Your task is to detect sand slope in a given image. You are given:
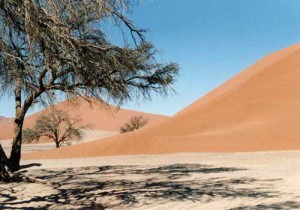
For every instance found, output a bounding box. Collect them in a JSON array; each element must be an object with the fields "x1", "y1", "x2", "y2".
[
  {"x1": 0, "y1": 98, "x2": 168, "y2": 140},
  {"x1": 24, "y1": 43, "x2": 300, "y2": 159},
  {"x1": 0, "y1": 116, "x2": 13, "y2": 140},
  {"x1": 0, "y1": 116, "x2": 12, "y2": 123}
]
